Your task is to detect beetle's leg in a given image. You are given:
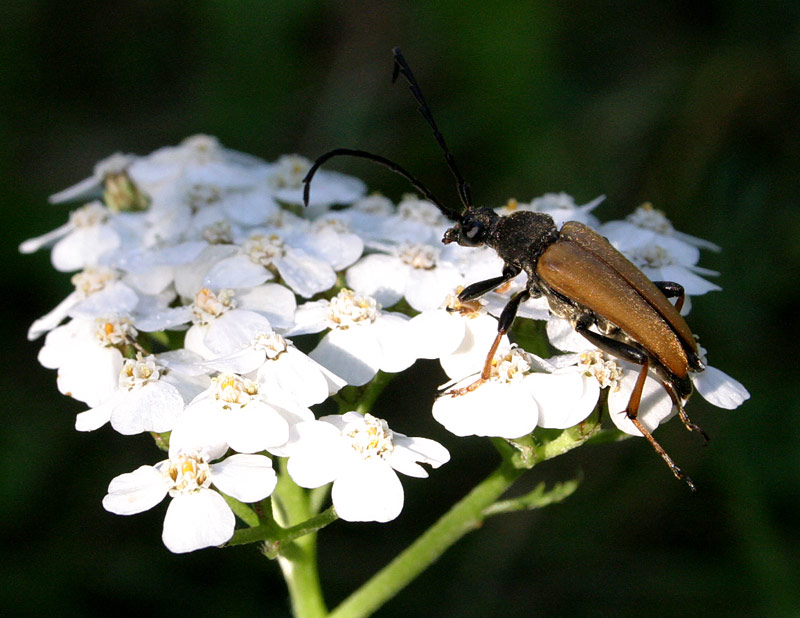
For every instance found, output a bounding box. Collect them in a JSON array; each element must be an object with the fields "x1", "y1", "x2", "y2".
[
  {"x1": 652, "y1": 280, "x2": 686, "y2": 312},
  {"x1": 659, "y1": 380, "x2": 710, "y2": 443},
  {"x1": 625, "y1": 363, "x2": 697, "y2": 493},
  {"x1": 457, "y1": 265, "x2": 521, "y2": 302},
  {"x1": 574, "y1": 321, "x2": 696, "y2": 492},
  {"x1": 447, "y1": 289, "x2": 530, "y2": 396}
]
